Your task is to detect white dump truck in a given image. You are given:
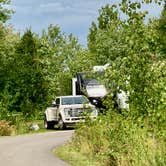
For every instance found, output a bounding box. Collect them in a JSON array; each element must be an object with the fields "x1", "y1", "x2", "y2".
[
  {"x1": 72, "y1": 65, "x2": 108, "y2": 108},
  {"x1": 72, "y1": 64, "x2": 129, "y2": 109},
  {"x1": 44, "y1": 95, "x2": 98, "y2": 129}
]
